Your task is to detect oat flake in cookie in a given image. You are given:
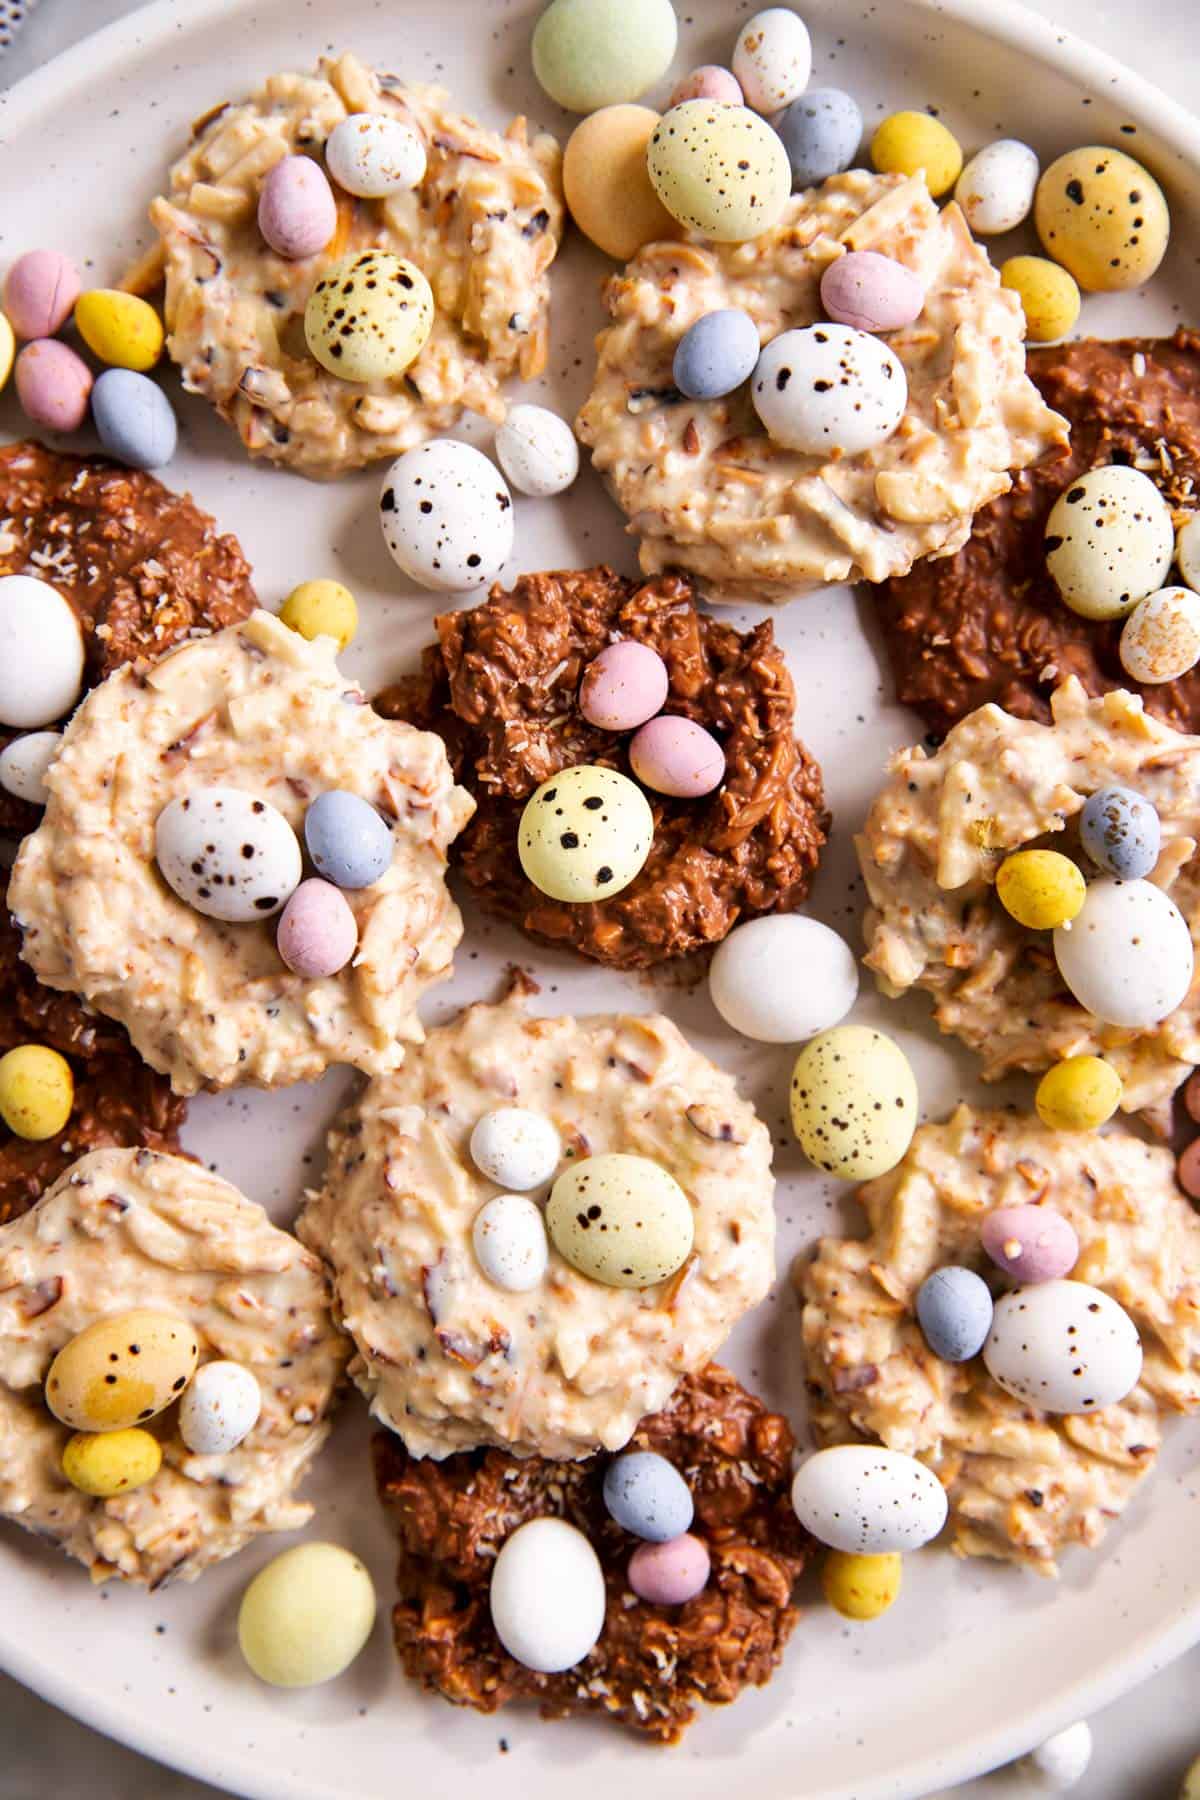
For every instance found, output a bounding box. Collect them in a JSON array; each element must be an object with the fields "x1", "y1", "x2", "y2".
[
  {"x1": 300, "y1": 984, "x2": 776, "y2": 1460},
  {"x1": 0, "y1": 1147, "x2": 346, "y2": 1586},
  {"x1": 147, "y1": 51, "x2": 563, "y2": 476},
  {"x1": 9, "y1": 611, "x2": 473, "y2": 1095}
]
